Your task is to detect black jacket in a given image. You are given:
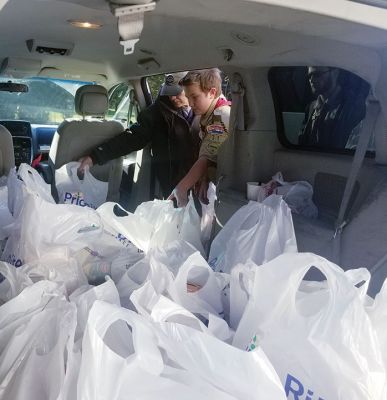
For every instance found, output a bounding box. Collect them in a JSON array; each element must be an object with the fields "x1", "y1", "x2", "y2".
[
  {"x1": 91, "y1": 97, "x2": 200, "y2": 197},
  {"x1": 298, "y1": 86, "x2": 367, "y2": 149}
]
